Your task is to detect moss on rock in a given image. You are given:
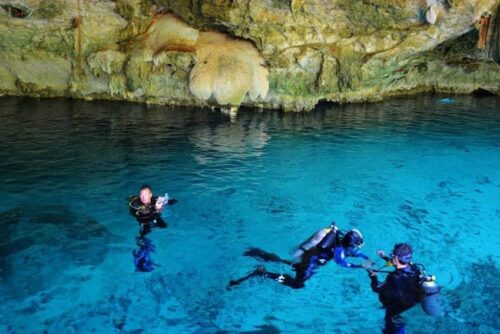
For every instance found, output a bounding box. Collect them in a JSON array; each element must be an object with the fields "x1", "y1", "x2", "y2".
[
  {"x1": 36, "y1": 0, "x2": 66, "y2": 20},
  {"x1": 7, "y1": 57, "x2": 71, "y2": 95},
  {"x1": 0, "y1": 65, "x2": 16, "y2": 91},
  {"x1": 87, "y1": 50, "x2": 127, "y2": 77}
]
